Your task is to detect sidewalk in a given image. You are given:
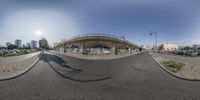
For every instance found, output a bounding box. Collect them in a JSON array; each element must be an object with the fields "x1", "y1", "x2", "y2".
[
  {"x1": 0, "y1": 52, "x2": 42, "y2": 80},
  {"x1": 0, "y1": 52, "x2": 41, "y2": 64}
]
